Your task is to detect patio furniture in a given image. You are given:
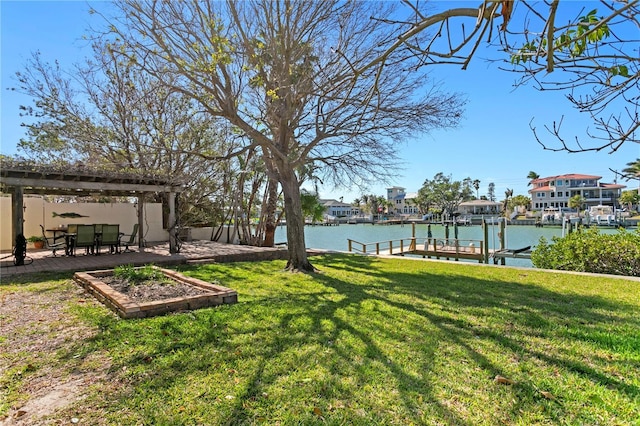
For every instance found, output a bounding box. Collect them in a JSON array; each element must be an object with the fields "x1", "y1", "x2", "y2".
[
  {"x1": 74, "y1": 224, "x2": 96, "y2": 255},
  {"x1": 100, "y1": 224, "x2": 120, "y2": 254},
  {"x1": 39, "y1": 225, "x2": 66, "y2": 257},
  {"x1": 65, "y1": 224, "x2": 78, "y2": 256},
  {"x1": 119, "y1": 224, "x2": 139, "y2": 252}
]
